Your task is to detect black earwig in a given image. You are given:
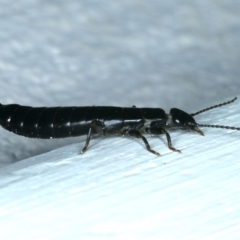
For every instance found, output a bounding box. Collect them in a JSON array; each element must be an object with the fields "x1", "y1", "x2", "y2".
[{"x1": 0, "y1": 97, "x2": 239, "y2": 156}]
